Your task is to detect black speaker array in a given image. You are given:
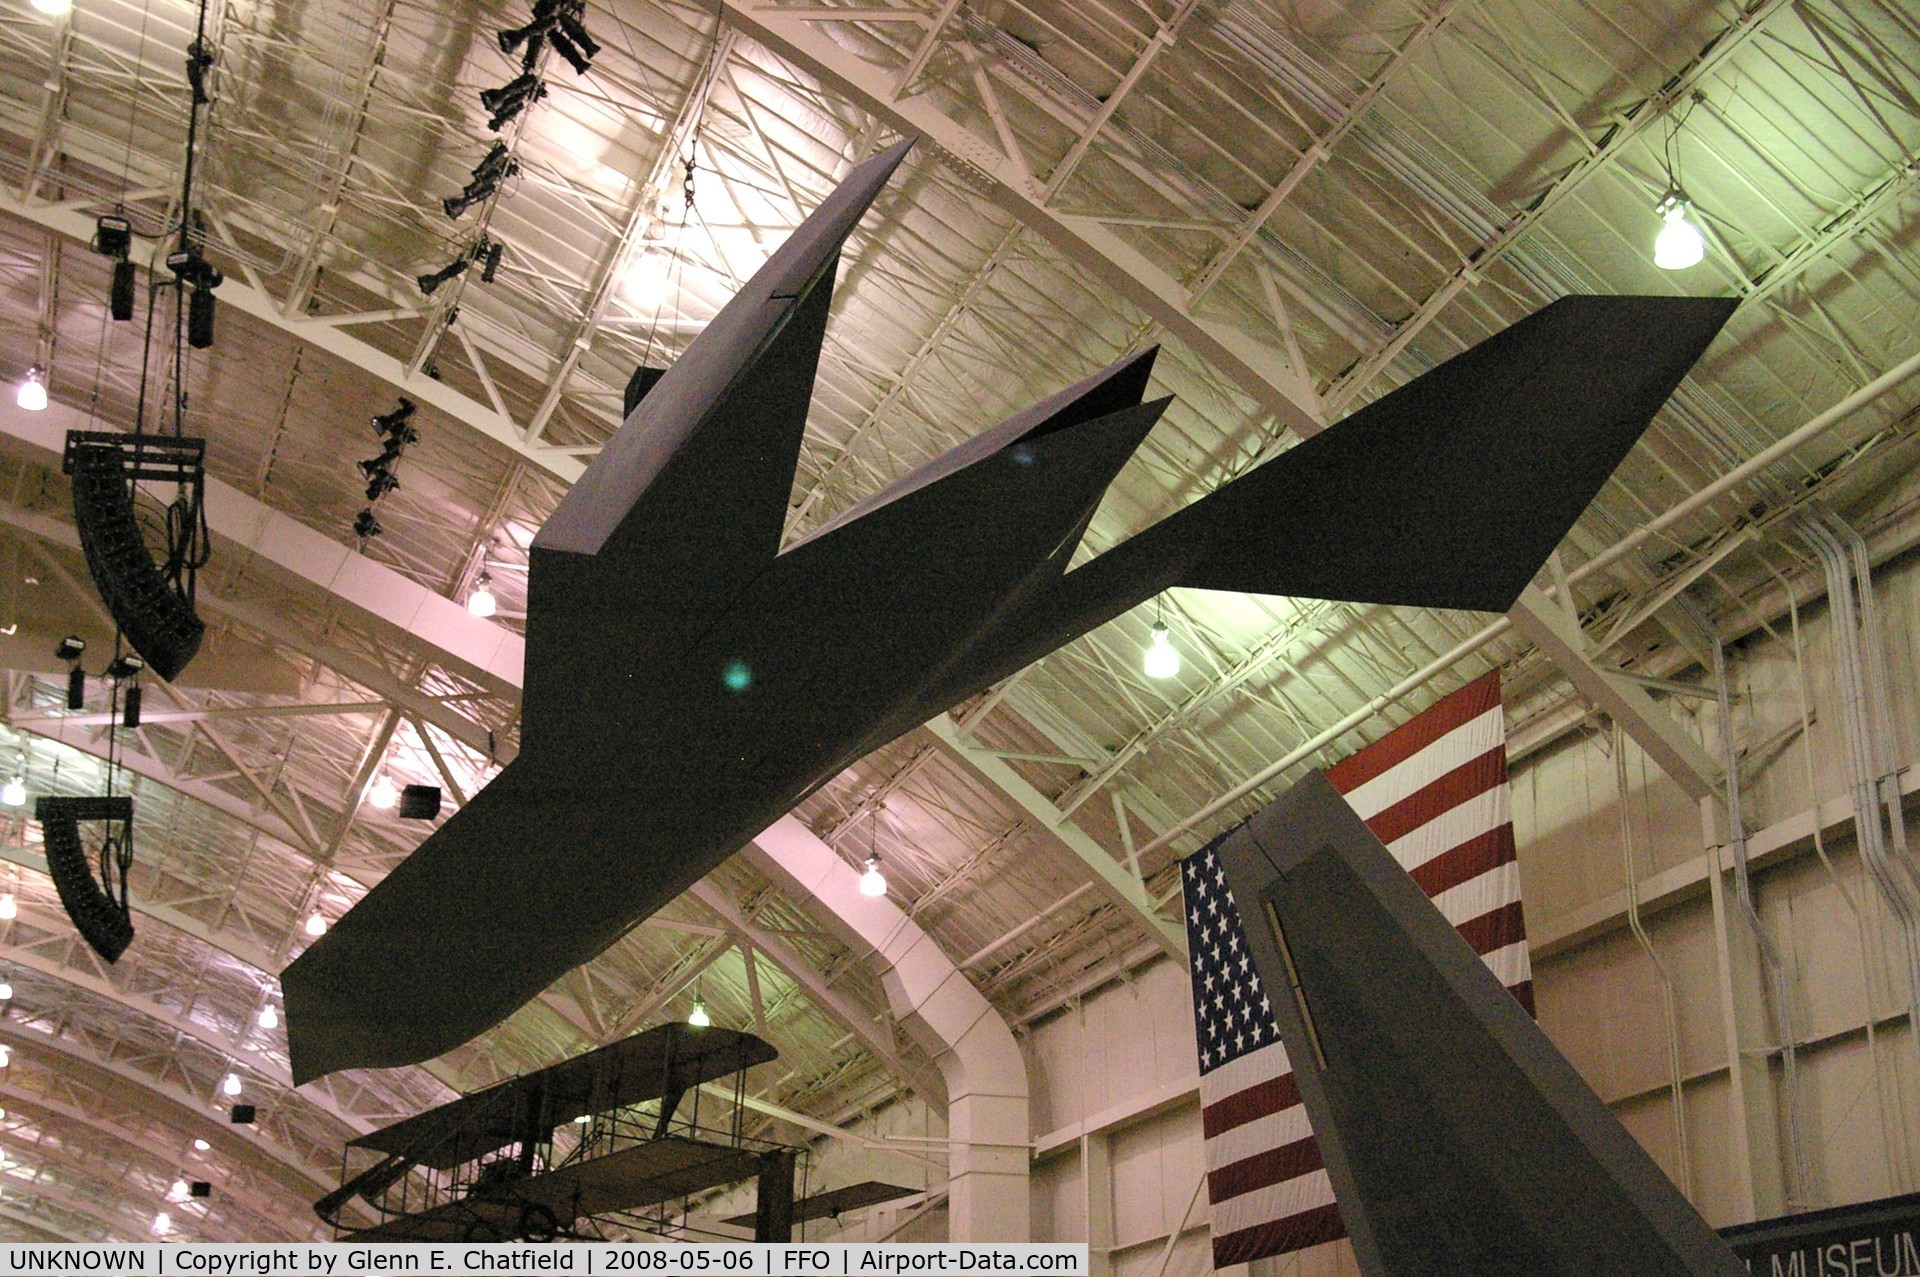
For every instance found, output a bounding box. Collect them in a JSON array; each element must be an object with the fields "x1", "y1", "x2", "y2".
[
  {"x1": 63, "y1": 433, "x2": 206, "y2": 681},
  {"x1": 35, "y1": 795, "x2": 136, "y2": 964}
]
